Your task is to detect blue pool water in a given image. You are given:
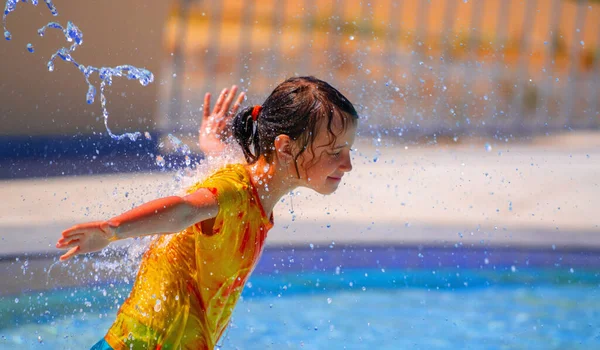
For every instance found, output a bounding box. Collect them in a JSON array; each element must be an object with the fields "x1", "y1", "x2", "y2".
[{"x1": 1, "y1": 267, "x2": 599, "y2": 349}]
